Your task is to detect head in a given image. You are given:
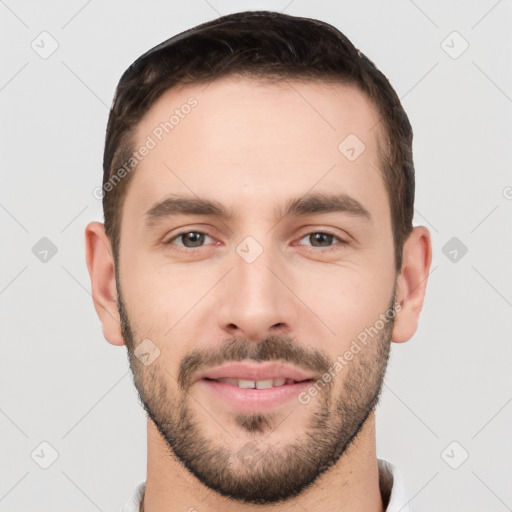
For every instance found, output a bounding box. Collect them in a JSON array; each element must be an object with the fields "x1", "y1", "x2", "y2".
[{"x1": 86, "y1": 10, "x2": 431, "y2": 505}]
